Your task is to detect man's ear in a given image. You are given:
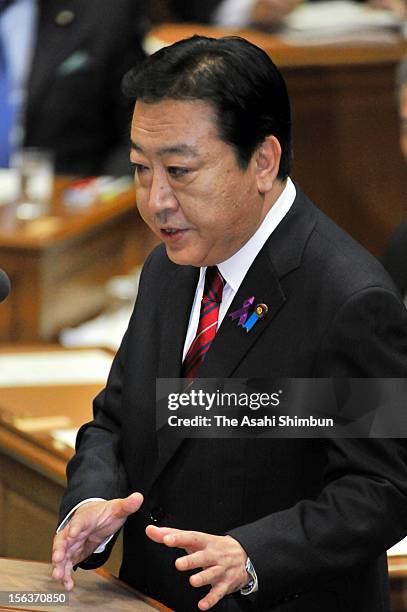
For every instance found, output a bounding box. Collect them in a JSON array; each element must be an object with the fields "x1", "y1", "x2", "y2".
[{"x1": 255, "y1": 136, "x2": 282, "y2": 193}]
